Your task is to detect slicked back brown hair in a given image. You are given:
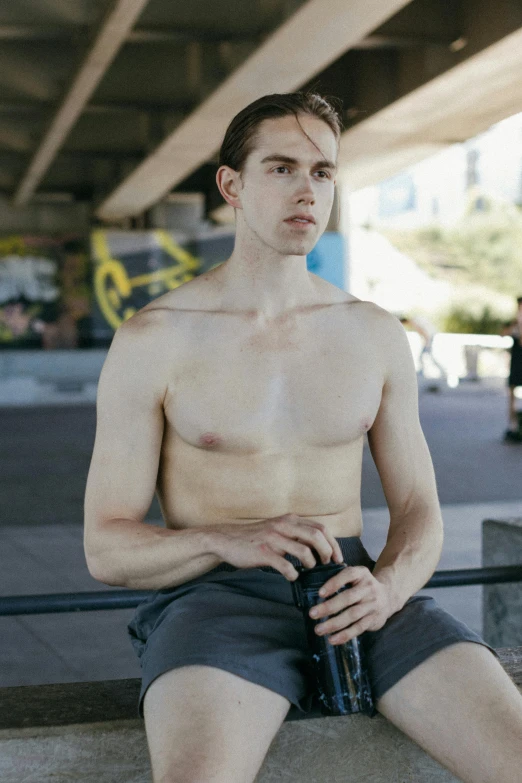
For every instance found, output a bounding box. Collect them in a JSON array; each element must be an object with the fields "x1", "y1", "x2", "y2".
[{"x1": 218, "y1": 91, "x2": 343, "y2": 175}]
